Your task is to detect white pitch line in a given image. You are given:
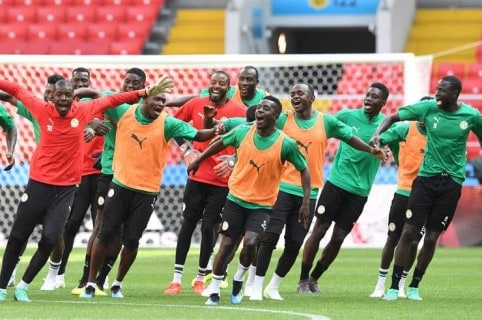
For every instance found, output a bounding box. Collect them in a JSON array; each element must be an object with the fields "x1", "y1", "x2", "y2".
[{"x1": 35, "y1": 299, "x2": 332, "y2": 320}]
